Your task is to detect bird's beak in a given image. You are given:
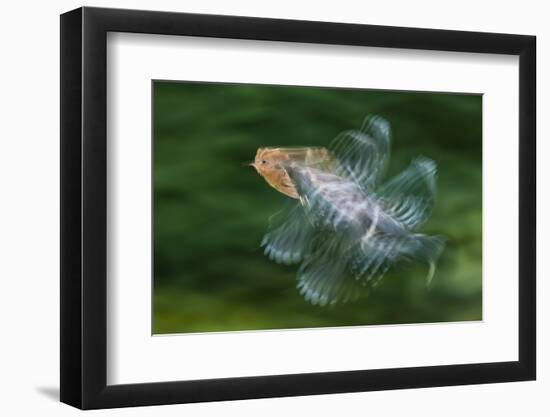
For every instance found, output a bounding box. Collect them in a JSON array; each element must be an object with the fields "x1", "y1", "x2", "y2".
[{"x1": 243, "y1": 161, "x2": 256, "y2": 169}]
